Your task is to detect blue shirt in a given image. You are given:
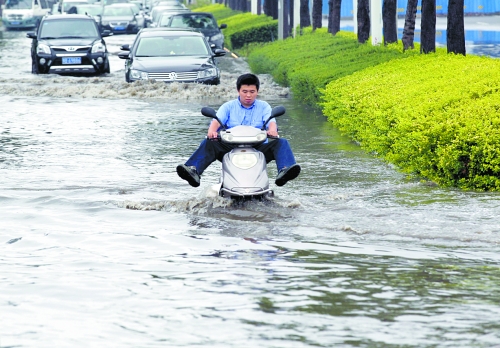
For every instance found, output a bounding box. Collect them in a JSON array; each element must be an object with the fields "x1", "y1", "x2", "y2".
[{"x1": 215, "y1": 97, "x2": 275, "y2": 130}]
